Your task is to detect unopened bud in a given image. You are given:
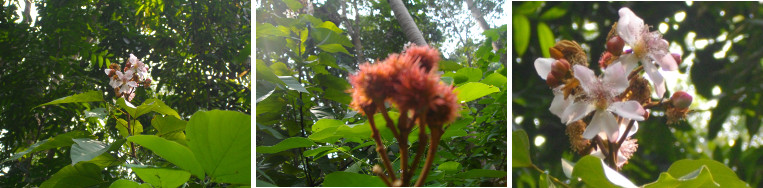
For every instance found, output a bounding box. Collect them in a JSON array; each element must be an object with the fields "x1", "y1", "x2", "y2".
[
  {"x1": 671, "y1": 53, "x2": 682, "y2": 66},
  {"x1": 551, "y1": 59, "x2": 570, "y2": 79},
  {"x1": 372, "y1": 165, "x2": 383, "y2": 175},
  {"x1": 599, "y1": 52, "x2": 614, "y2": 69},
  {"x1": 670, "y1": 91, "x2": 692, "y2": 109},
  {"x1": 606, "y1": 36, "x2": 625, "y2": 56},
  {"x1": 546, "y1": 72, "x2": 560, "y2": 87}
]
